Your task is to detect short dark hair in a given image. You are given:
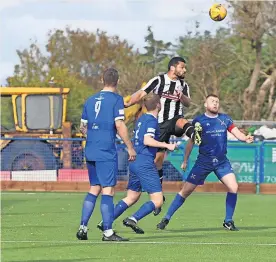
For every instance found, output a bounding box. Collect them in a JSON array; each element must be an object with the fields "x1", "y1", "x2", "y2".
[
  {"x1": 103, "y1": 68, "x2": 119, "y2": 87},
  {"x1": 206, "y1": 94, "x2": 219, "y2": 99},
  {"x1": 168, "y1": 57, "x2": 186, "y2": 70},
  {"x1": 143, "y1": 93, "x2": 160, "y2": 111}
]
